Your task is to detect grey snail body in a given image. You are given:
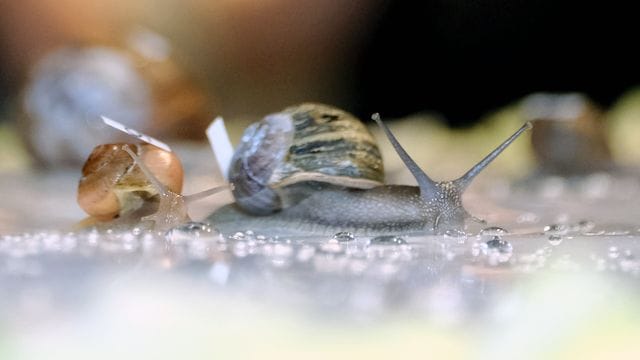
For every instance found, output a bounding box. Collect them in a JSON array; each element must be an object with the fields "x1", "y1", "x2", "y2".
[
  {"x1": 211, "y1": 183, "x2": 463, "y2": 235},
  {"x1": 208, "y1": 104, "x2": 531, "y2": 236}
]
